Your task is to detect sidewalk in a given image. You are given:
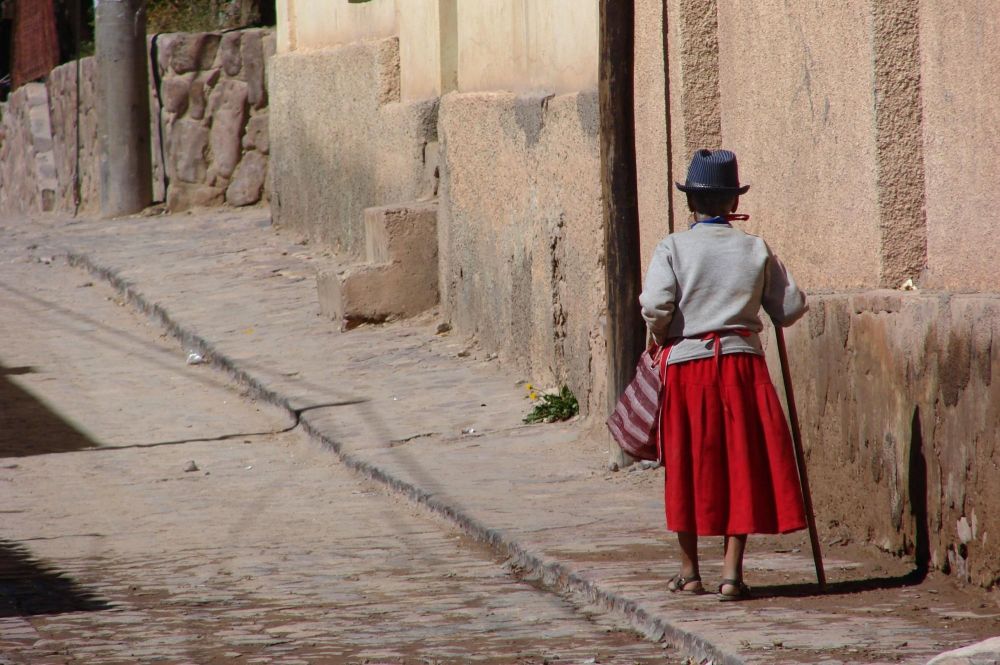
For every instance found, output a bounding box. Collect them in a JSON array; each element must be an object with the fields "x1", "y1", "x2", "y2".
[{"x1": 7, "y1": 207, "x2": 998, "y2": 665}]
